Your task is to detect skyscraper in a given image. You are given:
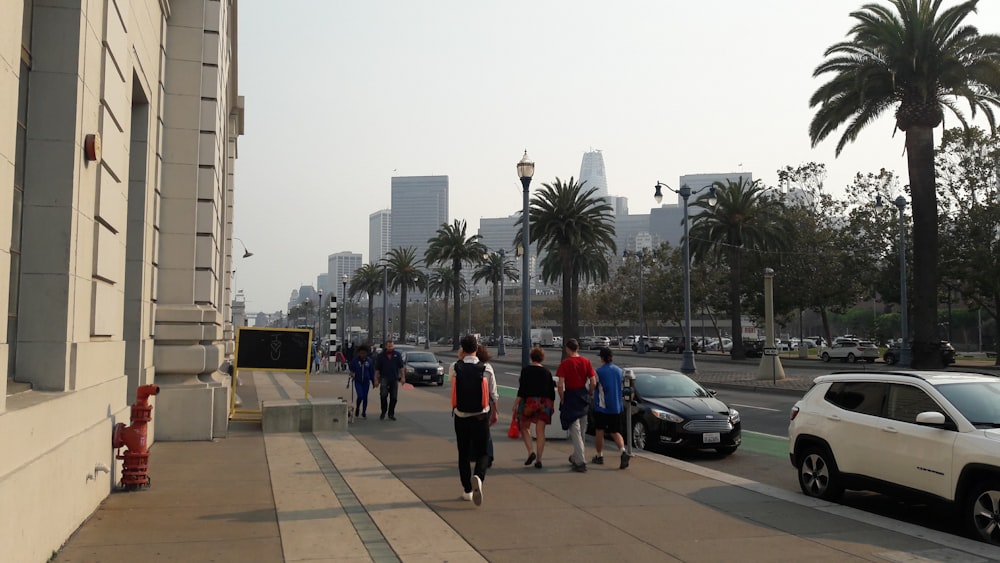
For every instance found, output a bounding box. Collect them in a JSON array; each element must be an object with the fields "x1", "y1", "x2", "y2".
[
  {"x1": 579, "y1": 150, "x2": 609, "y2": 199},
  {"x1": 369, "y1": 209, "x2": 391, "y2": 263},
  {"x1": 390, "y1": 176, "x2": 448, "y2": 262},
  {"x1": 329, "y1": 252, "x2": 363, "y2": 321}
]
